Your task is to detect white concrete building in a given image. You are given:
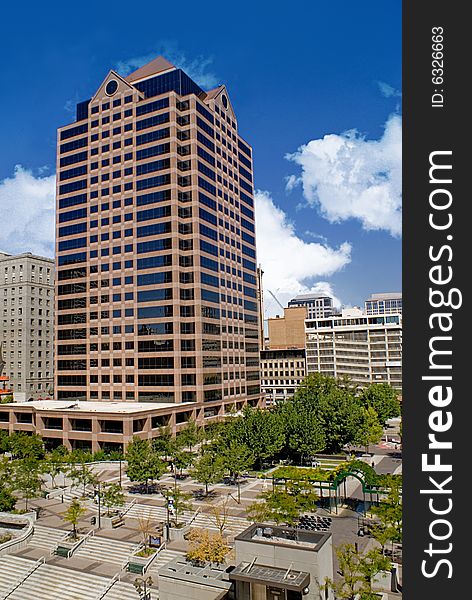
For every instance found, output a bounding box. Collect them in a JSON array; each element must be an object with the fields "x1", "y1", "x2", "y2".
[{"x1": 305, "y1": 309, "x2": 402, "y2": 390}]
